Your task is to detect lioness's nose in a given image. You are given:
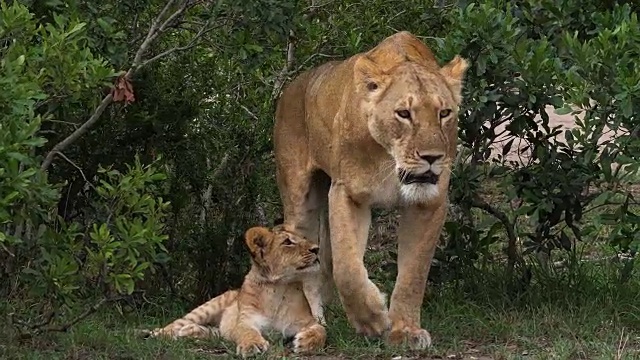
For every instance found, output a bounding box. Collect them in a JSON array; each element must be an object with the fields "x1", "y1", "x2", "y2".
[
  {"x1": 309, "y1": 245, "x2": 319, "y2": 255},
  {"x1": 418, "y1": 153, "x2": 443, "y2": 164}
]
